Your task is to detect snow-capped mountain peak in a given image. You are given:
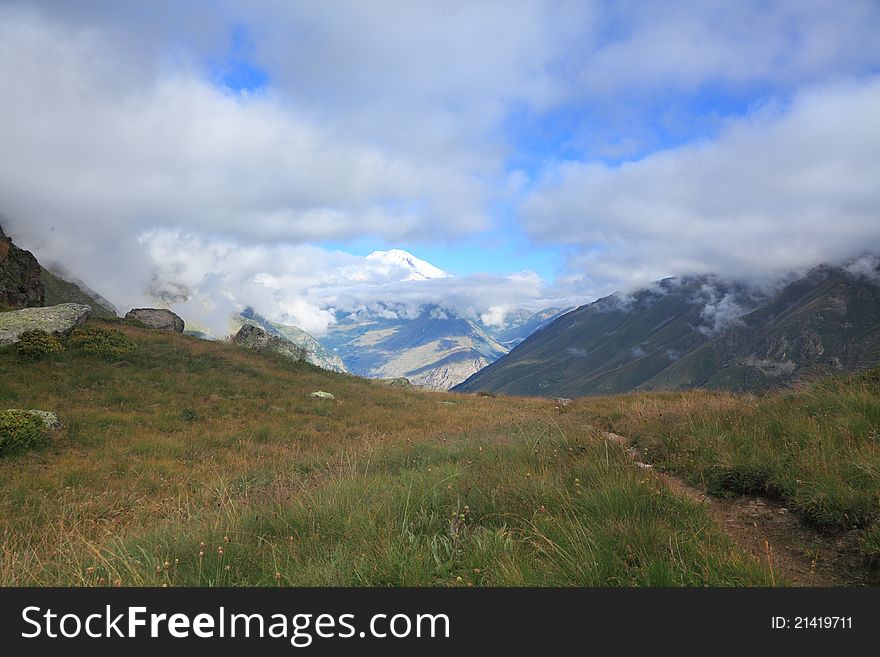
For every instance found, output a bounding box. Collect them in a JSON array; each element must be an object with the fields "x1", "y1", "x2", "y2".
[{"x1": 365, "y1": 249, "x2": 448, "y2": 281}]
